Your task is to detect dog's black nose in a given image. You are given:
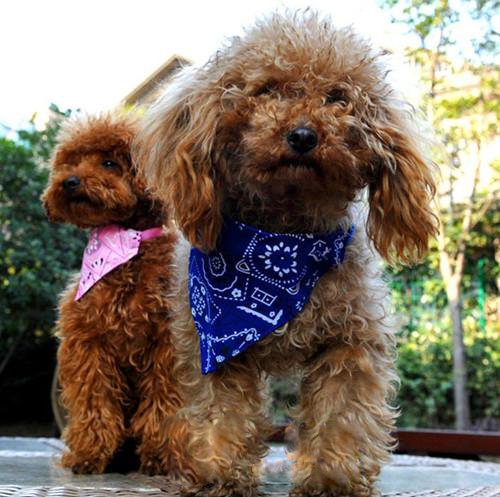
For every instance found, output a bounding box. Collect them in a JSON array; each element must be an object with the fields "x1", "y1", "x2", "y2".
[
  {"x1": 62, "y1": 176, "x2": 80, "y2": 193},
  {"x1": 287, "y1": 127, "x2": 318, "y2": 154}
]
